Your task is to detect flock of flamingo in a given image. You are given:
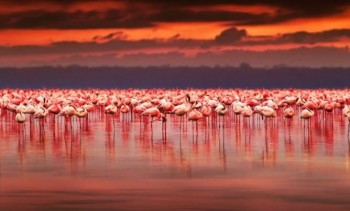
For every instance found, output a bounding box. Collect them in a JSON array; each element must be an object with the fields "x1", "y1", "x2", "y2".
[{"x1": 0, "y1": 89, "x2": 350, "y2": 134}]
